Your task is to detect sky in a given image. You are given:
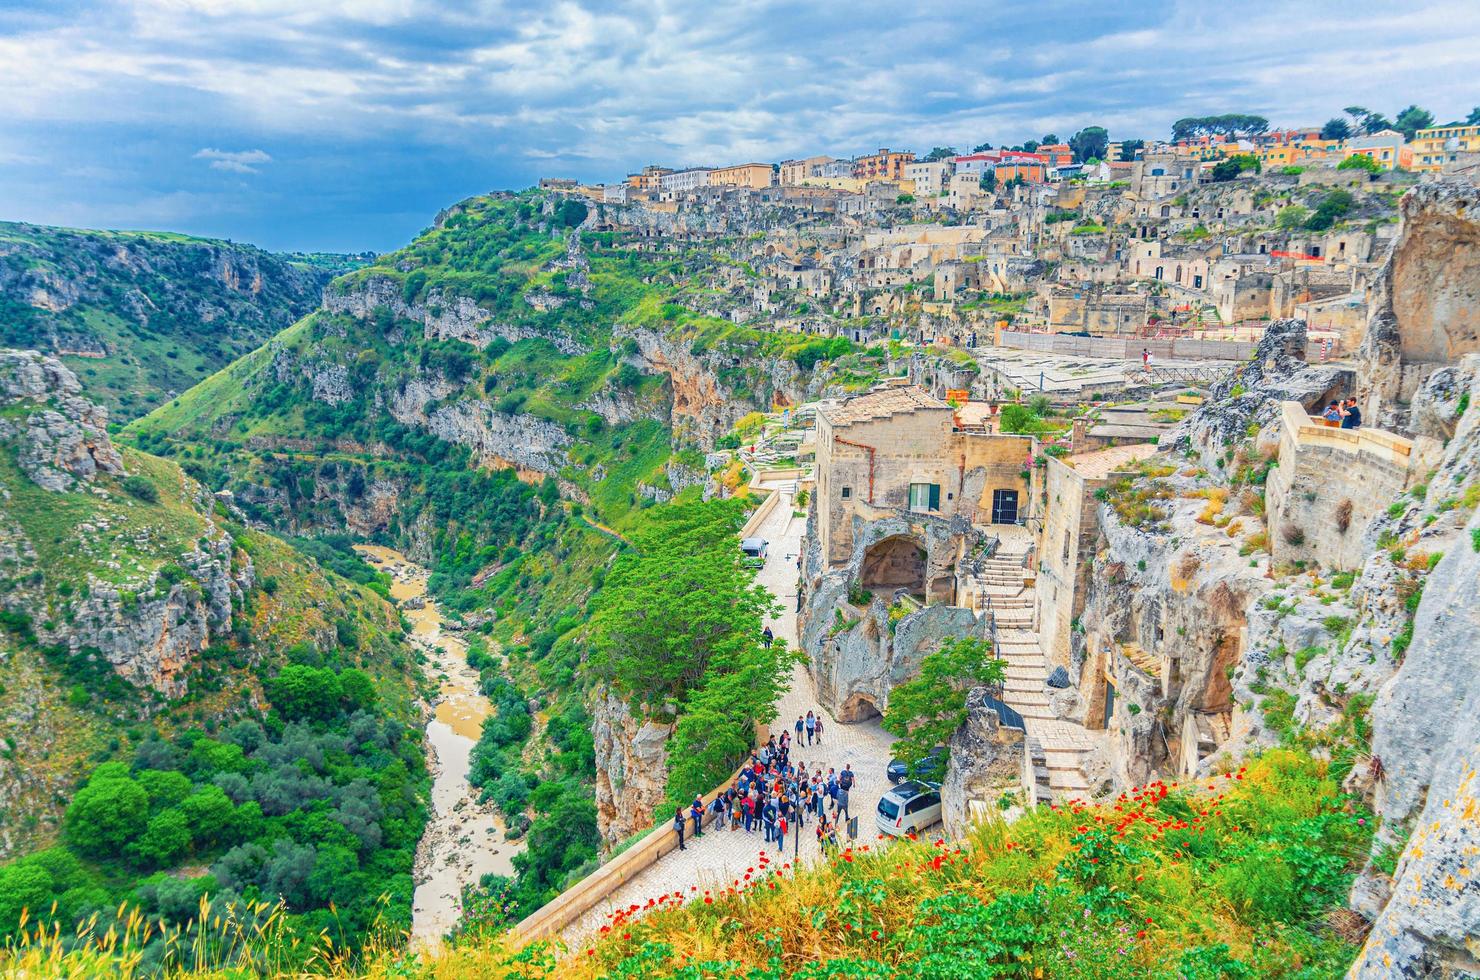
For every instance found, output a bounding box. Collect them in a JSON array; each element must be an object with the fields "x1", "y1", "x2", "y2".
[{"x1": 2, "y1": 0, "x2": 1478, "y2": 253}]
